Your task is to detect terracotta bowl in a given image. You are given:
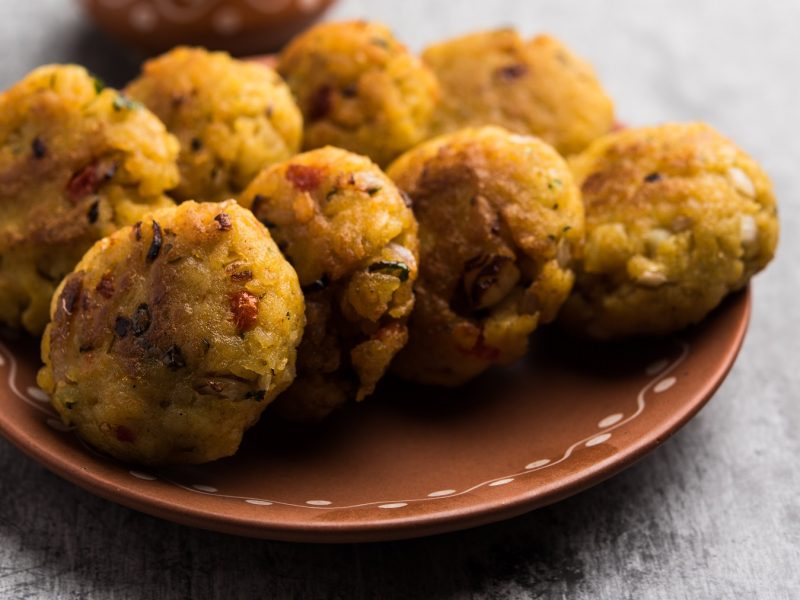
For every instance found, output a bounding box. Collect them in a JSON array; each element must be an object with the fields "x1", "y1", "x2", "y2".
[
  {"x1": 0, "y1": 290, "x2": 750, "y2": 542},
  {"x1": 79, "y1": 0, "x2": 338, "y2": 55}
]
